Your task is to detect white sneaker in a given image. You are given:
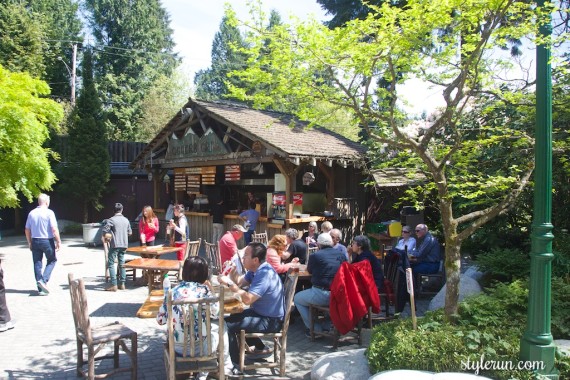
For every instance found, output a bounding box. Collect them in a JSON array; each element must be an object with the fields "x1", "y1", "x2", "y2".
[
  {"x1": 0, "y1": 320, "x2": 15, "y2": 332},
  {"x1": 37, "y1": 280, "x2": 49, "y2": 294}
]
